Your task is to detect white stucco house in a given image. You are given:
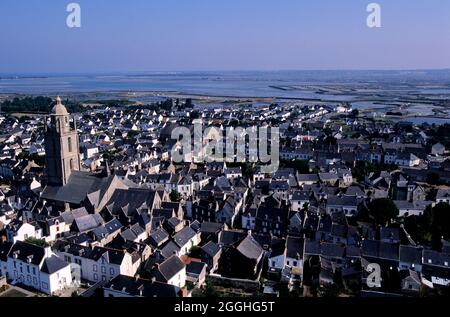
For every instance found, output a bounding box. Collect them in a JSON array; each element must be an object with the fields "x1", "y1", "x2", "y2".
[
  {"x1": 52, "y1": 241, "x2": 141, "y2": 284},
  {"x1": 5, "y1": 241, "x2": 72, "y2": 295}
]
